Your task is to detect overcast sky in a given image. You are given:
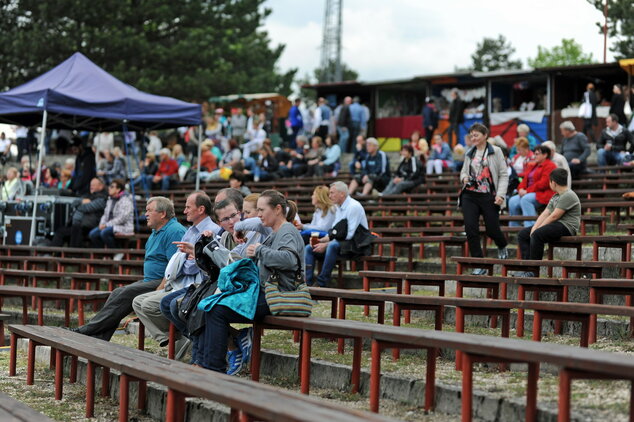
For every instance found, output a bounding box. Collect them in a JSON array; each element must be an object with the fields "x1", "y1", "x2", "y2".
[{"x1": 264, "y1": 0, "x2": 612, "y2": 83}]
